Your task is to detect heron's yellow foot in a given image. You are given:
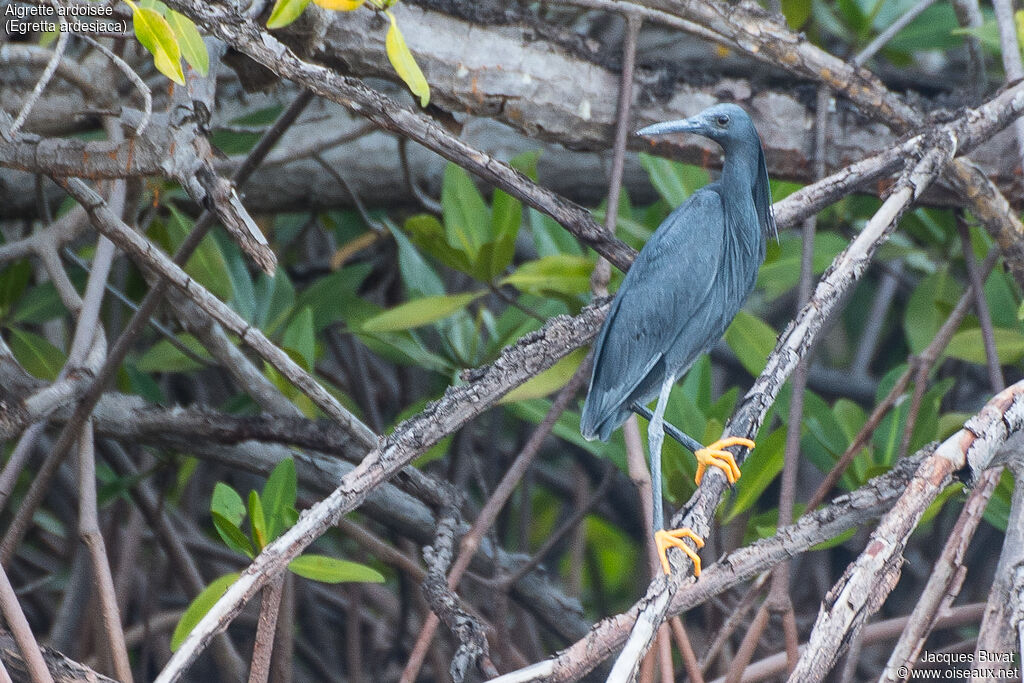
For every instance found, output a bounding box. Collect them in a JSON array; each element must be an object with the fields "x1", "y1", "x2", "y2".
[
  {"x1": 694, "y1": 437, "x2": 754, "y2": 485},
  {"x1": 654, "y1": 528, "x2": 705, "y2": 576}
]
